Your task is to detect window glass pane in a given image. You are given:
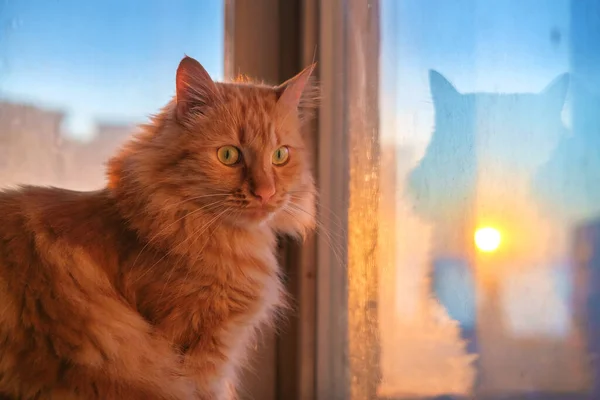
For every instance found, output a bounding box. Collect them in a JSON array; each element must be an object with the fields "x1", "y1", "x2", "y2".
[
  {"x1": 379, "y1": 0, "x2": 599, "y2": 398},
  {"x1": 0, "y1": 1, "x2": 223, "y2": 190}
]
